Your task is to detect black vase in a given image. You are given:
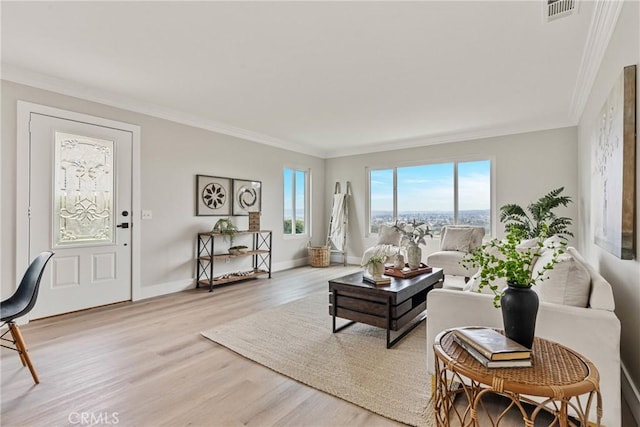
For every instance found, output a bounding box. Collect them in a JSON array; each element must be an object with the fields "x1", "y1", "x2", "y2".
[{"x1": 500, "y1": 282, "x2": 539, "y2": 348}]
